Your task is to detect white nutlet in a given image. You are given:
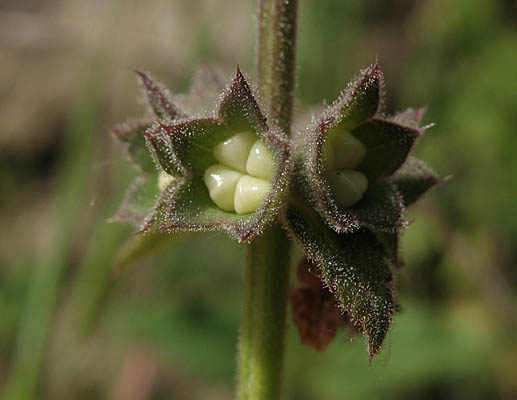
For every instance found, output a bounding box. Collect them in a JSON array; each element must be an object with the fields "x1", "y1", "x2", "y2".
[
  {"x1": 204, "y1": 164, "x2": 243, "y2": 212},
  {"x1": 157, "y1": 170, "x2": 175, "y2": 191},
  {"x1": 328, "y1": 169, "x2": 368, "y2": 209},
  {"x1": 234, "y1": 175, "x2": 271, "y2": 215},
  {"x1": 246, "y1": 140, "x2": 274, "y2": 180},
  {"x1": 213, "y1": 132, "x2": 256, "y2": 172},
  {"x1": 326, "y1": 131, "x2": 366, "y2": 170}
]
